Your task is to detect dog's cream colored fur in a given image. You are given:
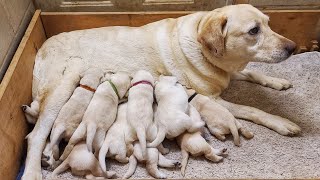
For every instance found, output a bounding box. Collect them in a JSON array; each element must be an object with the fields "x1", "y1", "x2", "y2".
[
  {"x1": 59, "y1": 72, "x2": 131, "y2": 162},
  {"x1": 23, "y1": 4, "x2": 301, "y2": 179},
  {"x1": 127, "y1": 70, "x2": 155, "y2": 158},
  {"x1": 177, "y1": 131, "x2": 227, "y2": 176},
  {"x1": 148, "y1": 76, "x2": 205, "y2": 148},
  {"x1": 52, "y1": 141, "x2": 115, "y2": 179},
  {"x1": 190, "y1": 93, "x2": 254, "y2": 146},
  {"x1": 123, "y1": 141, "x2": 180, "y2": 179},
  {"x1": 98, "y1": 103, "x2": 135, "y2": 172},
  {"x1": 49, "y1": 68, "x2": 104, "y2": 159}
]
